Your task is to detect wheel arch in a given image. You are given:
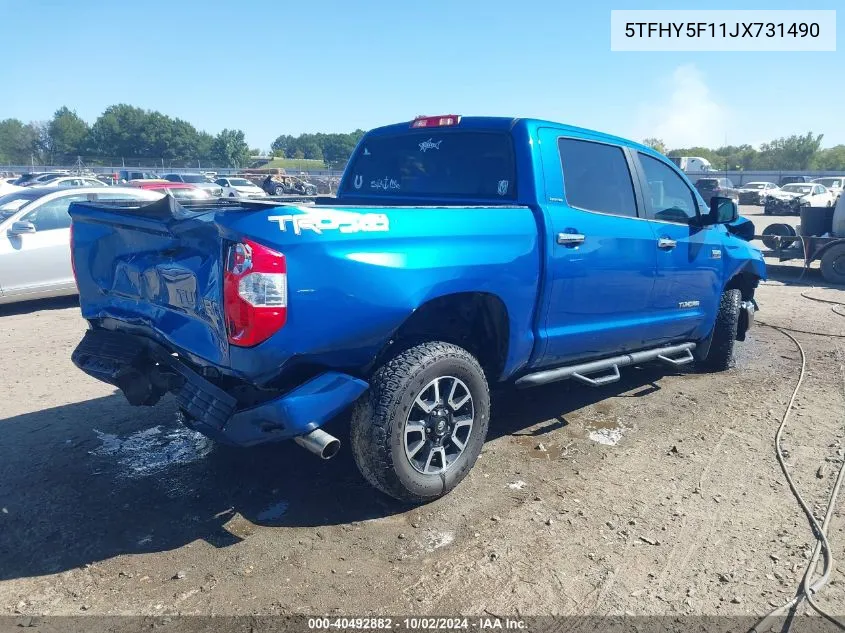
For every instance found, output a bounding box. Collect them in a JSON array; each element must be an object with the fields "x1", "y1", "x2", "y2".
[
  {"x1": 724, "y1": 267, "x2": 761, "y2": 301},
  {"x1": 368, "y1": 291, "x2": 510, "y2": 382}
]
